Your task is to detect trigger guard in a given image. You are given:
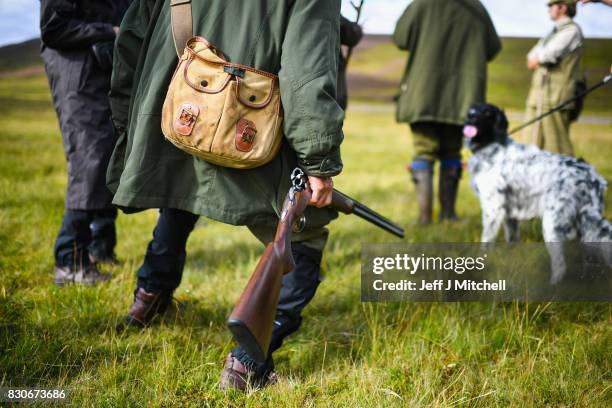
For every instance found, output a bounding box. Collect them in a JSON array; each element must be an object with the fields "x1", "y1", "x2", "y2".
[{"x1": 292, "y1": 215, "x2": 306, "y2": 233}]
